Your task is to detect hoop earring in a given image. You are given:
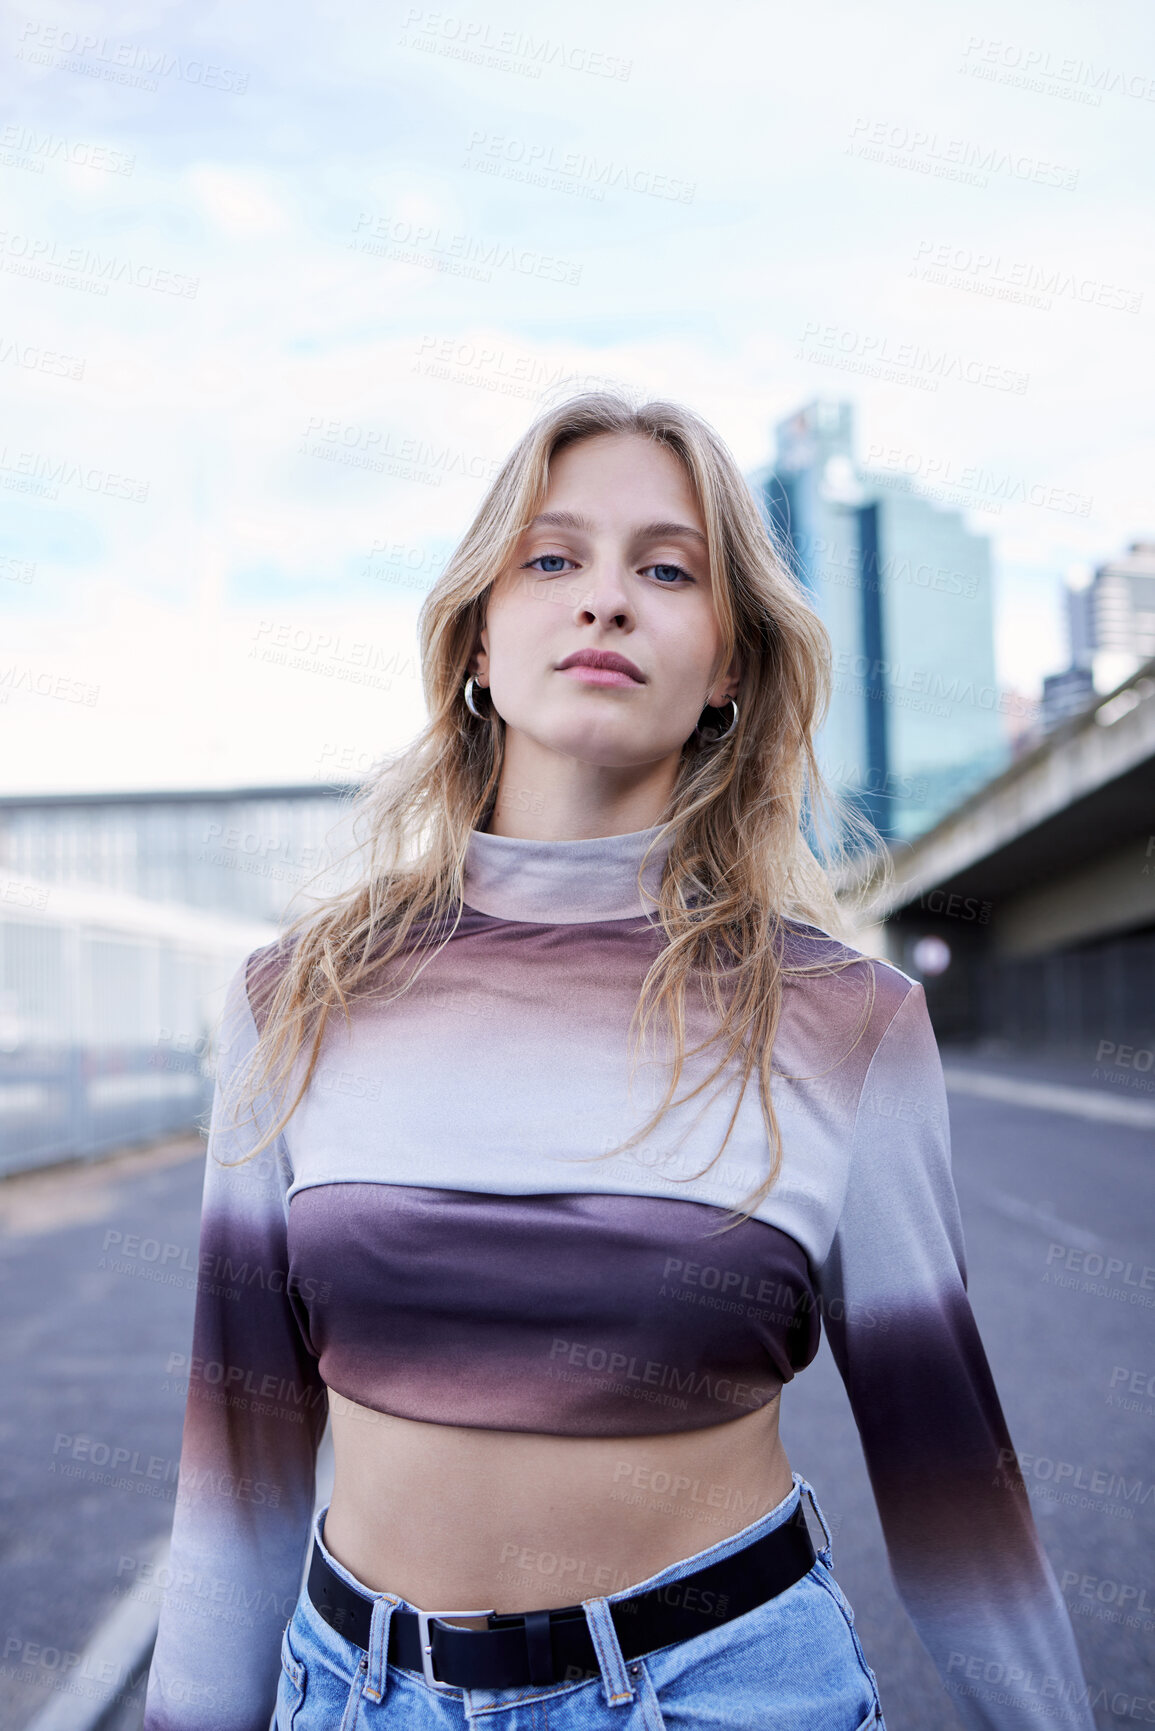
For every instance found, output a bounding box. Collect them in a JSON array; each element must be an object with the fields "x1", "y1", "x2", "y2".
[
  {"x1": 694, "y1": 696, "x2": 739, "y2": 744},
  {"x1": 463, "y1": 675, "x2": 487, "y2": 719}
]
